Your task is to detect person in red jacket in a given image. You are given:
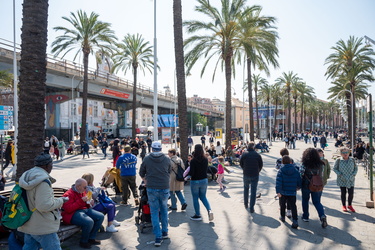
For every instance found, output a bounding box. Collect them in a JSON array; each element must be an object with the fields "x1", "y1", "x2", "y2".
[{"x1": 62, "y1": 178, "x2": 104, "y2": 249}]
